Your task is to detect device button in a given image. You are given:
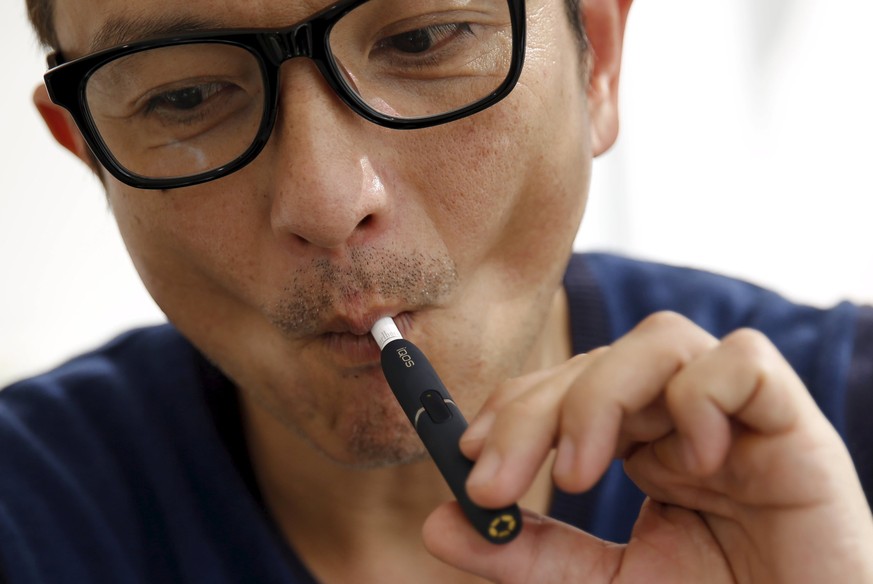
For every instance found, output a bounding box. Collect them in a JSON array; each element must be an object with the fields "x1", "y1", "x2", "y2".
[{"x1": 420, "y1": 390, "x2": 452, "y2": 424}]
